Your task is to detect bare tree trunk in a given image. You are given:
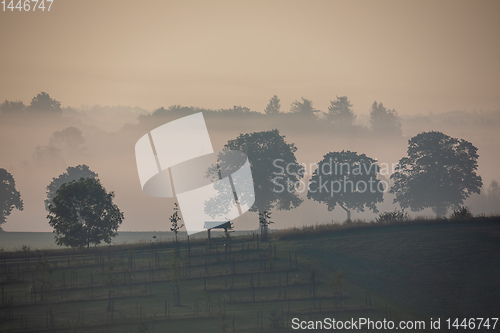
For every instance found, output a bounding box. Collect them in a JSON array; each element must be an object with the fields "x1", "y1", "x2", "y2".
[
  {"x1": 339, "y1": 203, "x2": 351, "y2": 221},
  {"x1": 260, "y1": 223, "x2": 268, "y2": 241}
]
